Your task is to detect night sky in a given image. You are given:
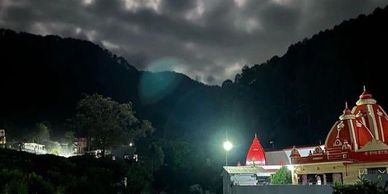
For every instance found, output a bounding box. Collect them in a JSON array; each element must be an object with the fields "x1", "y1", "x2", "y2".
[{"x1": 1, "y1": 0, "x2": 387, "y2": 85}]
